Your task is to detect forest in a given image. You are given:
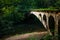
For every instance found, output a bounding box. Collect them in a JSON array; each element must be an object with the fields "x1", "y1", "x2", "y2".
[{"x1": 0, "y1": 0, "x2": 60, "y2": 40}]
